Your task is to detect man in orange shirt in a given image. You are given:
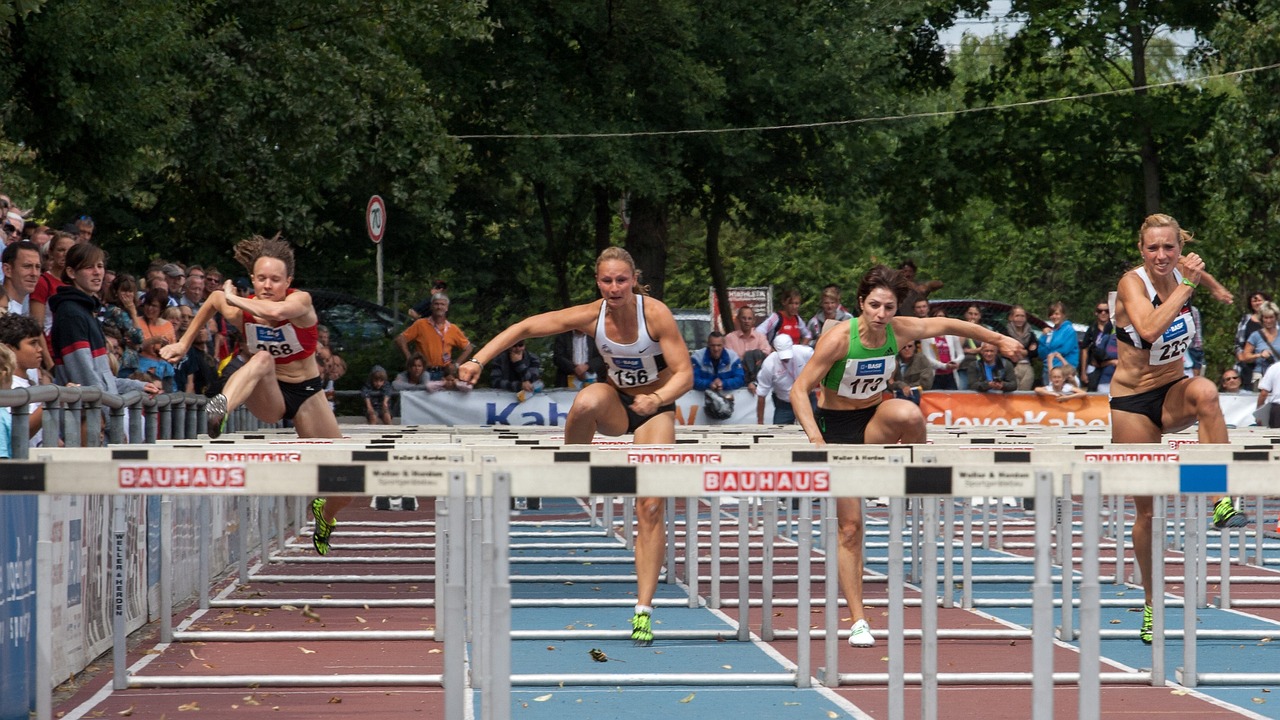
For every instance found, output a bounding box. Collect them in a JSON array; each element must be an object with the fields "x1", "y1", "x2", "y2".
[{"x1": 395, "y1": 293, "x2": 474, "y2": 379}]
